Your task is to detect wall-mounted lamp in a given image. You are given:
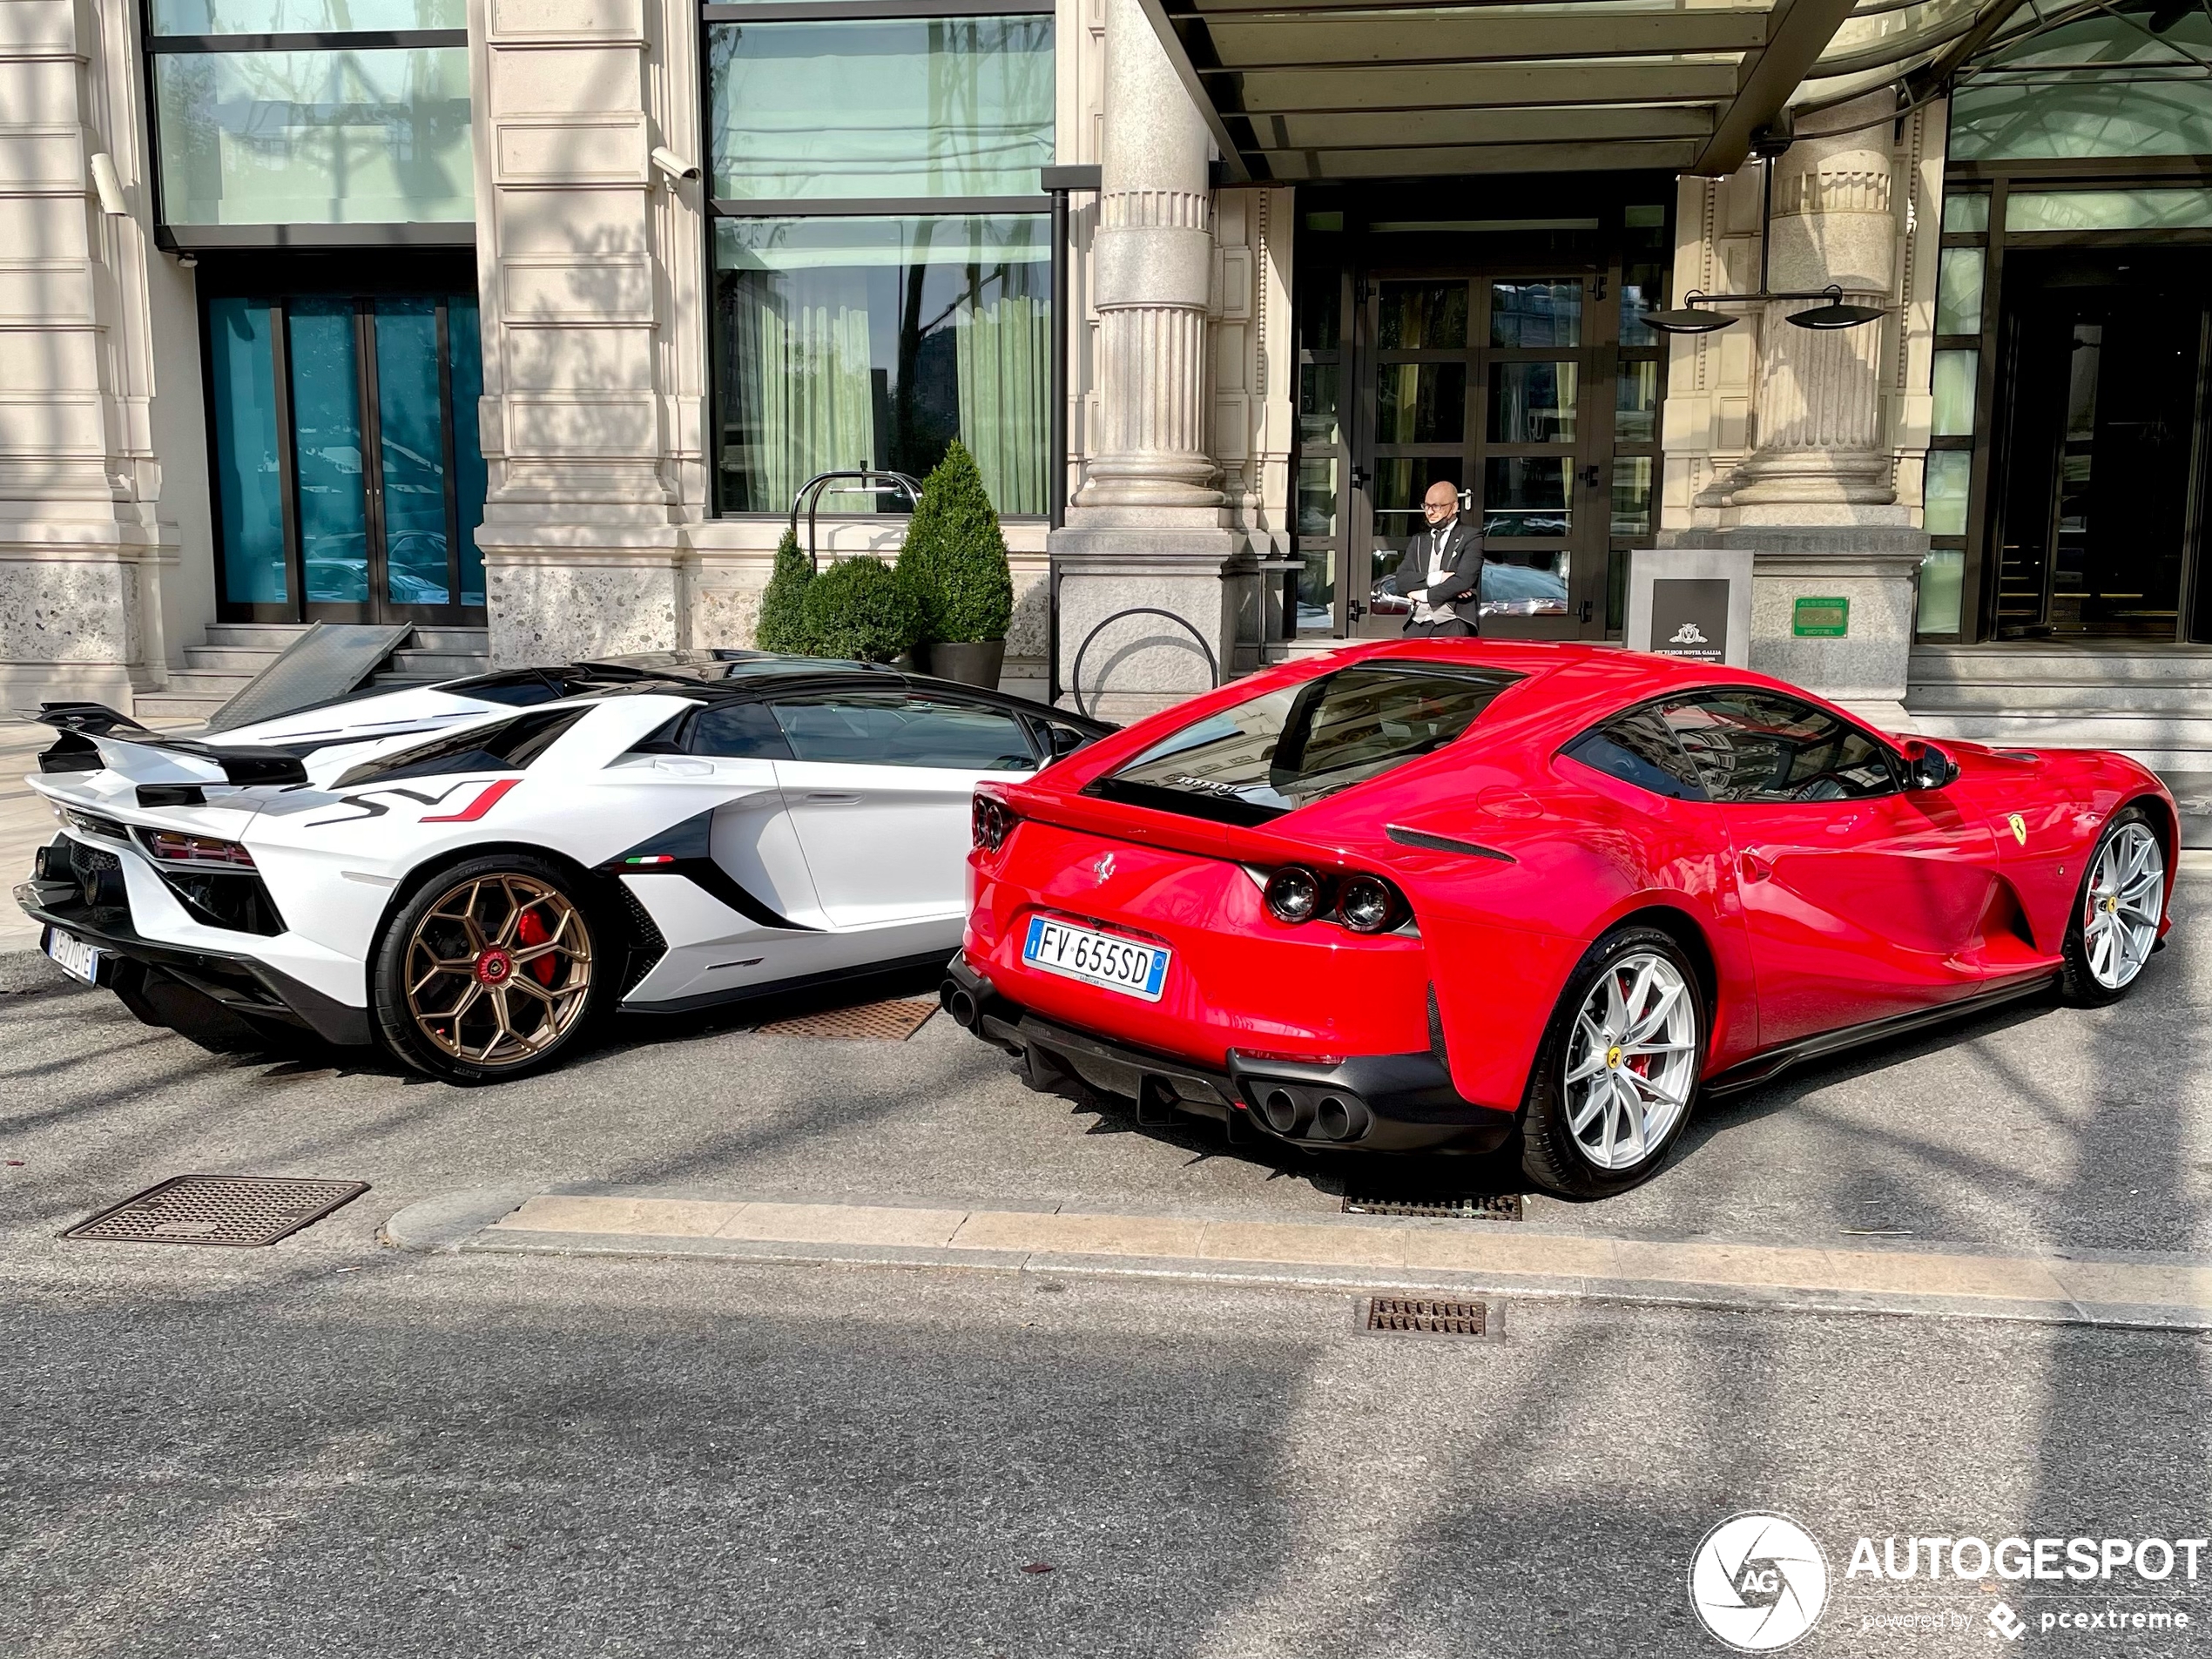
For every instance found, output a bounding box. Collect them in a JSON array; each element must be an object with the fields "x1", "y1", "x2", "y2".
[
  {"x1": 1639, "y1": 138, "x2": 1889, "y2": 336},
  {"x1": 89, "y1": 153, "x2": 128, "y2": 217},
  {"x1": 650, "y1": 146, "x2": 699, "y2": 184}
]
